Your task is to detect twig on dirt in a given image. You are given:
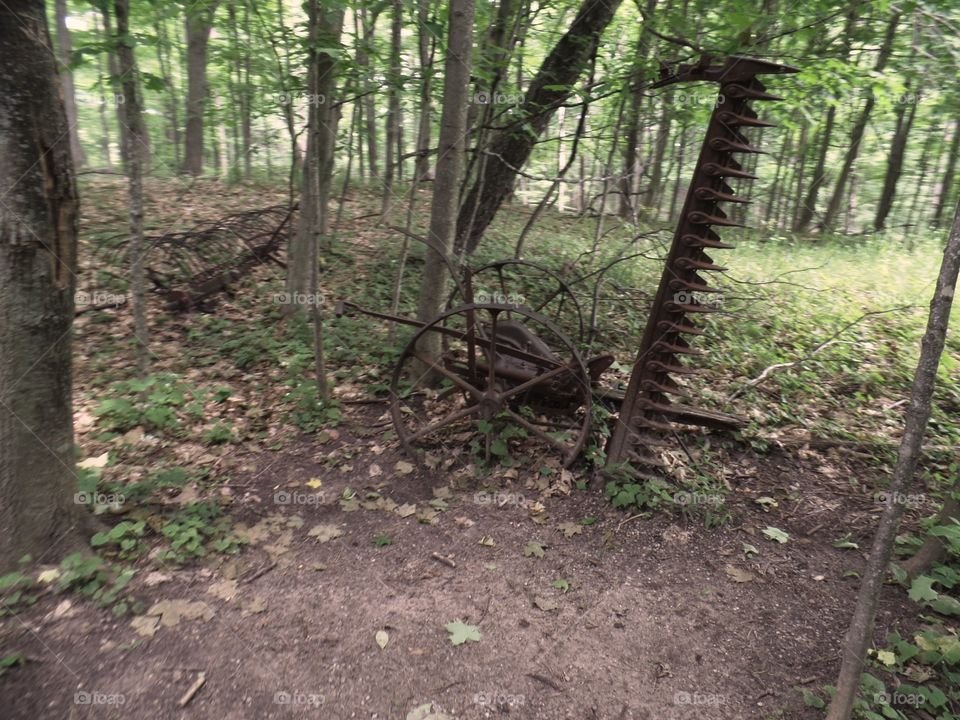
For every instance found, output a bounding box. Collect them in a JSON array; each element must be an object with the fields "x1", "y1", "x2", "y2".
[
  {"x1": 241, "y1": 561, "x2": 276, "y2": 585},
  {"x1": 726, "y1": 305, "x2": 917, "y2": 402},
  {"x1": 430, "y1": 552, "x2": 456, "y2": 568},
  {"x1": 526, "y1": 673, "x2": 564, "y2": 692},
  {"x1": 616, "y1": 513, "x2": 645, "y2": 531},
  {"x1": 178, "y1": 671, "x2": 206, "y2": 707}
]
